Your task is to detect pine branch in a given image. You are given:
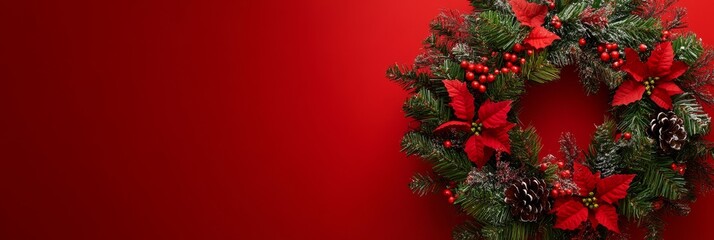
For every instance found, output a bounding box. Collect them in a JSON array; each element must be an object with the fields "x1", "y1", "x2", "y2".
[
  {"x1": 599, "y1": 16, "x2": 662, "y2": 48},
  {"x1": 457, "y1": 185, "x2": 511, "y2": 226},
  {"x1": 509, "y1": 126, "x2": 543, "y2": 166},
  {"x1": 617, "y1": 100, "x2": 655, "y2": 137},
  {"x1": 521, "y1": 51, "x2": 561, "y2": 84},
  {"x1": 672, "y1": 34, "x2": 704, "y2": 65},
  {"x1": 587, "y1": 120, "x2": 622, "y2": 177},
  {"x1": 386, "y1": 64, "x2": 433, "y2": 91},
  {"x1": 409, "y1": 172, "x2": 440, "y2": 197},
  {"x1": 403, "y1": 88, "x2": 453, "y2": 131},
  {"x1": 401, "y1": 132, "x2": 473, "y2": 181},
  {"x1": 486, "y1": 73, "x2": 525, "y2": 101},
  {"x1": 672, "y1": 94, "x2": 711, "y2": 137},
  {"x1": 474, "y1": 11, "x2": 527, "y2": 51},
  {"x1": 636, "y1": 159, "x2": 689, "y2": 200},
  {"x1": 576, "y1": 51, "x2": 625, "y2": 95},
  {"x1": 618, "y1": 194, "x2": 654, "y2": 222},
  {"x1": 452, "y1": 221, "x2": 480, "y2": 240}
]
